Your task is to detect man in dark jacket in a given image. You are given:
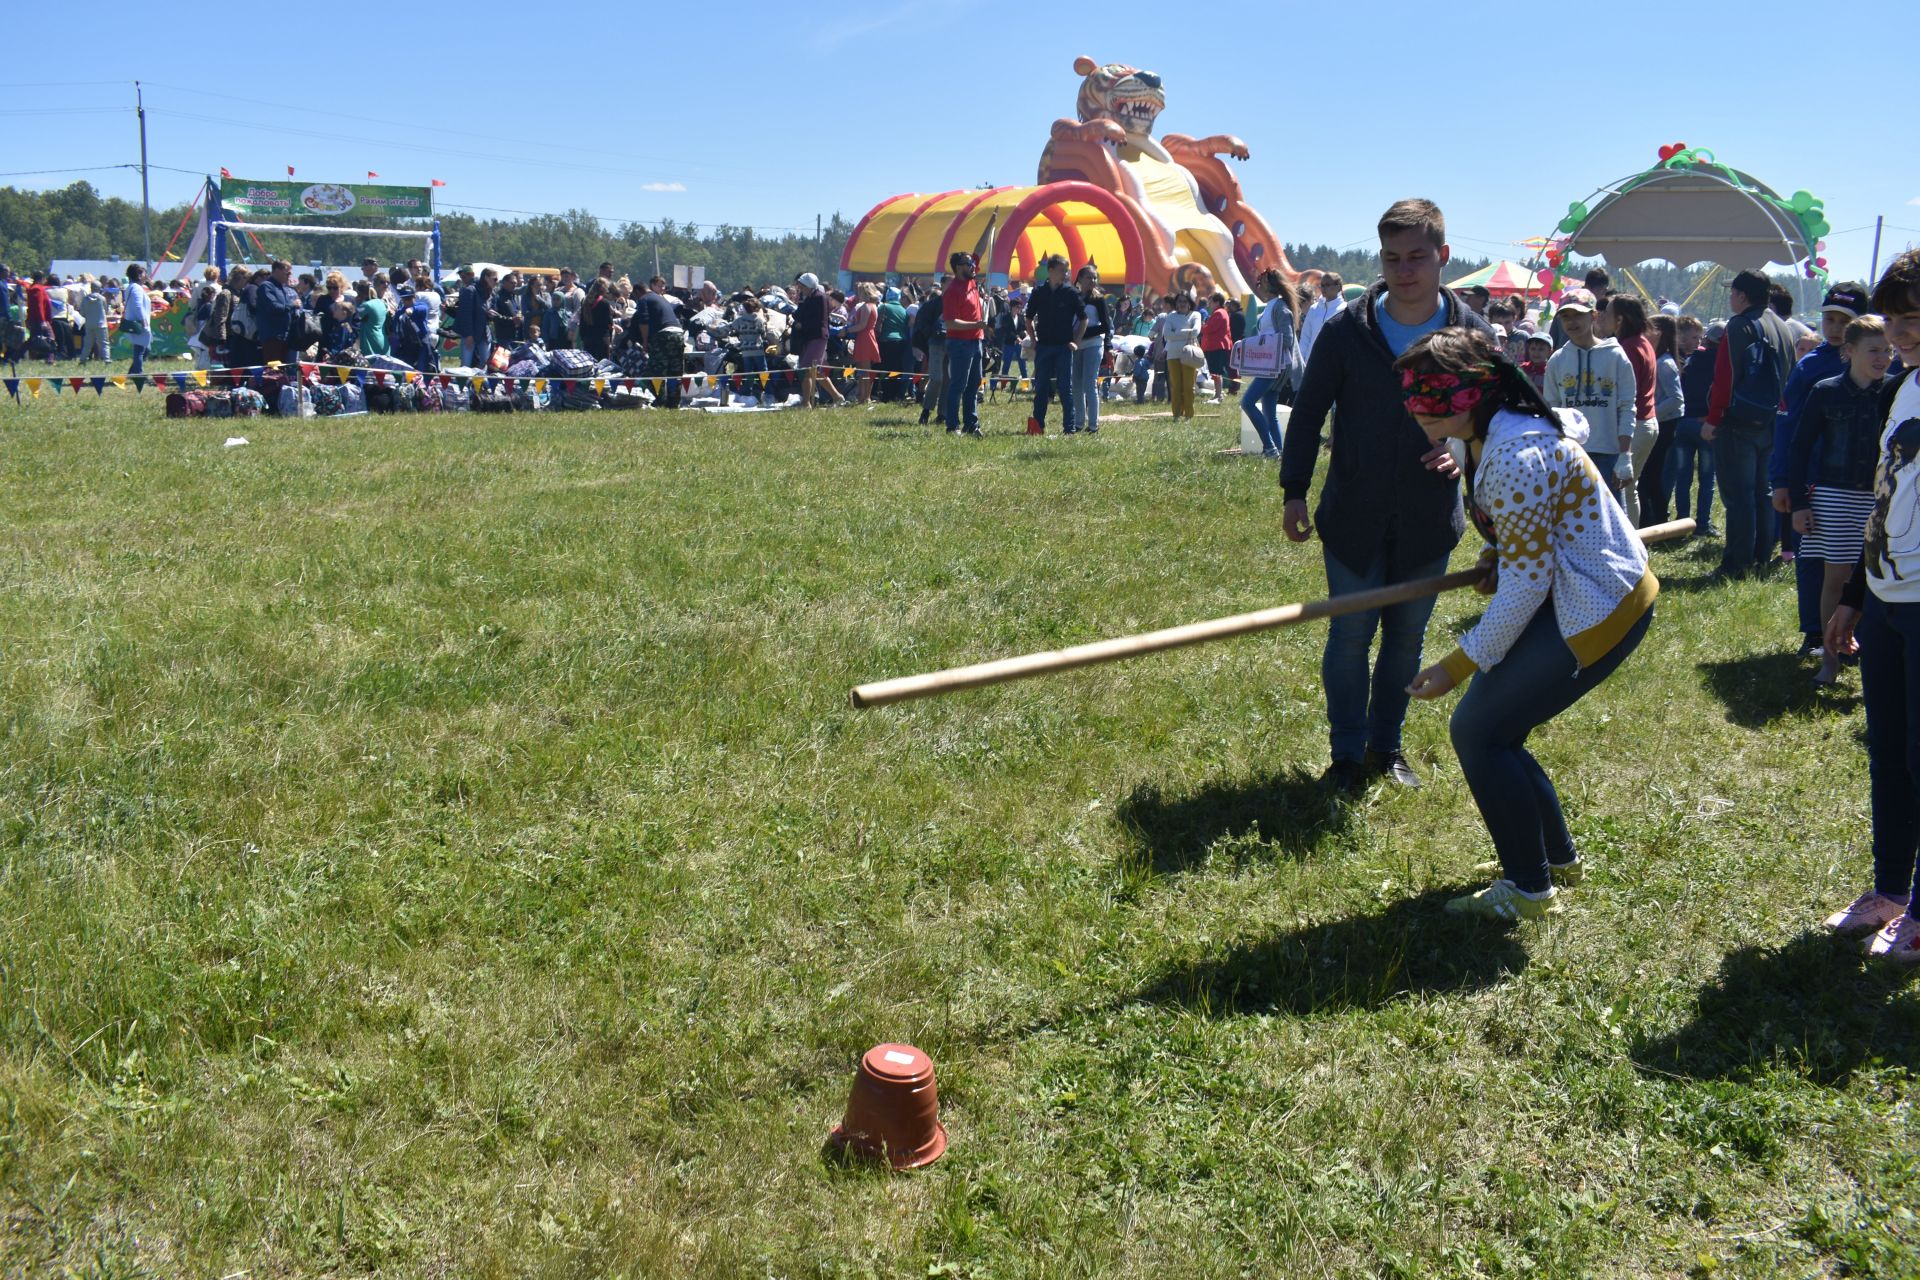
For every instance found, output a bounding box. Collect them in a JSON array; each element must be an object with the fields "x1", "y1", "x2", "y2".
[
  {"x1": 457, "y1": 268, "x2": 497, "y2": 366},
  {"x1": 1281, "y1": 198, "x2": 1492, "y2": 790},
  {"x1": 1702, "y1": 269, "x2": 1795, "y2": 577},
  {"x1": 255, "y1": 260, "x2": 303, "y2": 363},
  {"x1": 1673, "y1": 320, "x2": 1721, "y2": 537},
  {"x1": 911, "y1": 284, "x2": 945, "y2": 423}
]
